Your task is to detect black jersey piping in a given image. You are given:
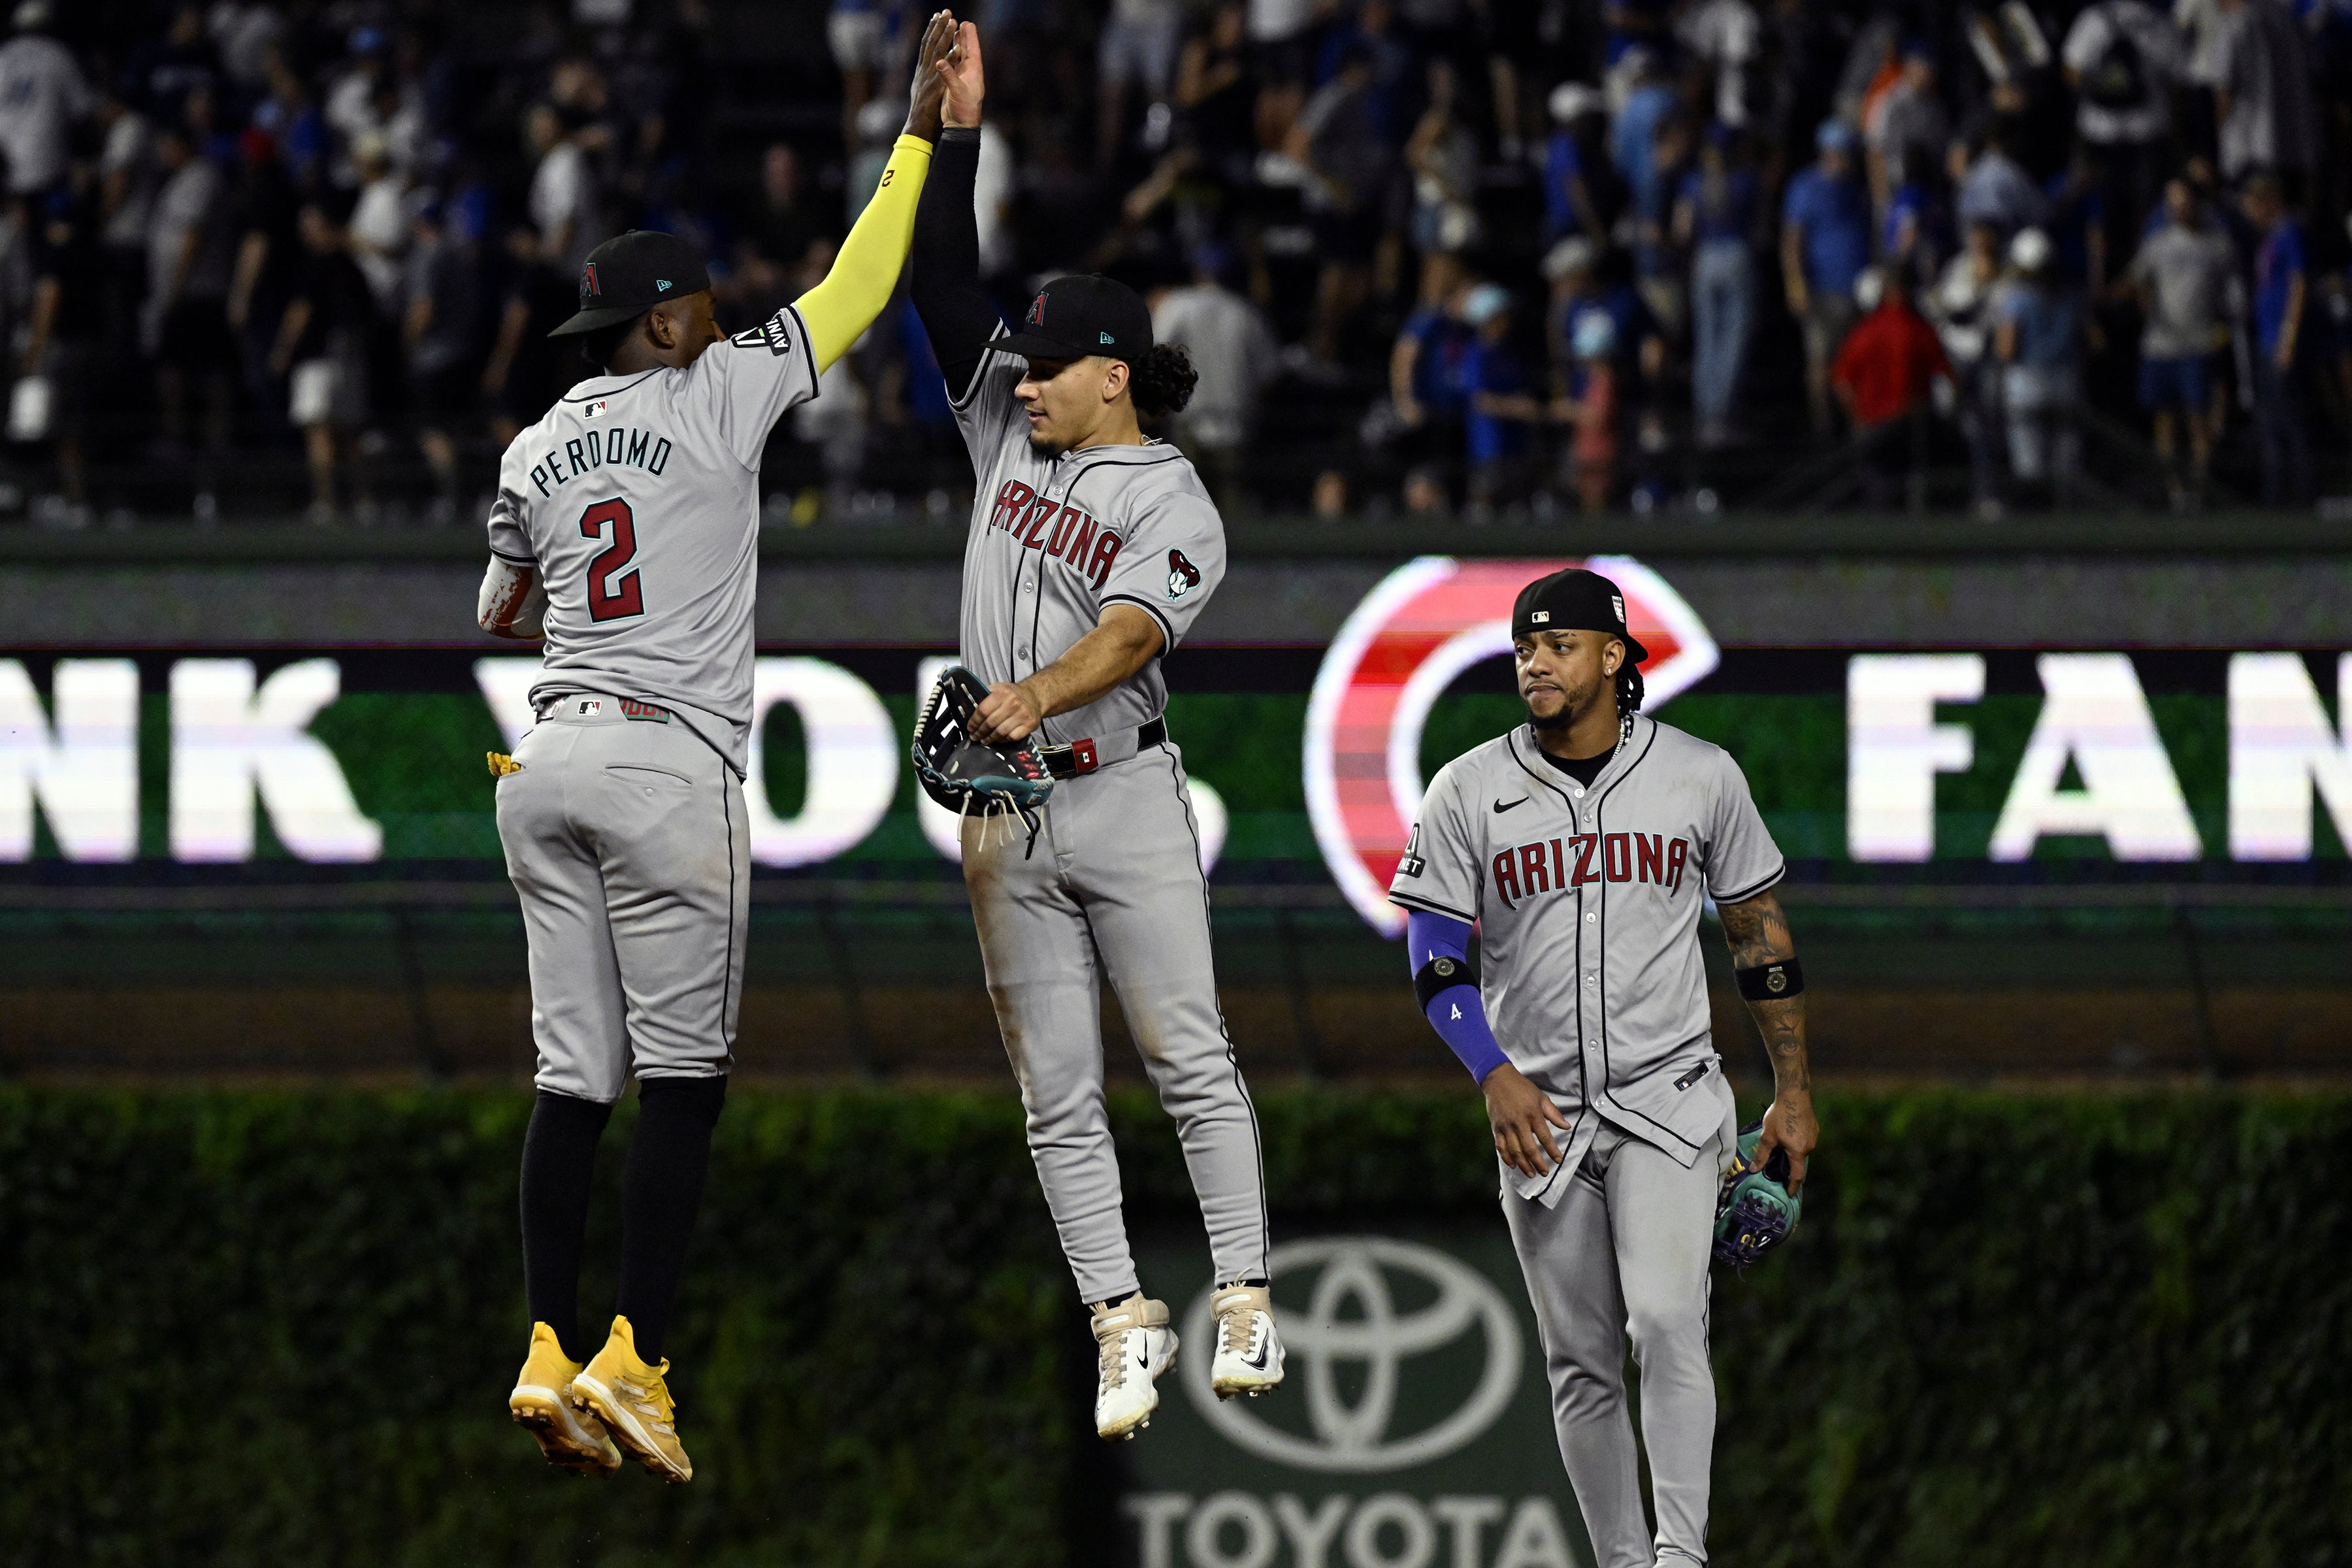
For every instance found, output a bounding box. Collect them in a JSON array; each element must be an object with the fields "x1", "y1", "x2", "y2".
[
  {"x1": 948, "y1": 325, "x2": 1009, "y2": 411},
  {"x1": 490, "y1": 546, "x2": 536, "y2": 565},
  {"x1": 1389, "y1": 890, "x2": 1477, "y2": 923},
  {"x1": 1713, "y1": 864, "x2": 1788, "y2": 905},
  {"x1": 1100, "y1": 593, "x2": 1177, "y2": 655}
]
